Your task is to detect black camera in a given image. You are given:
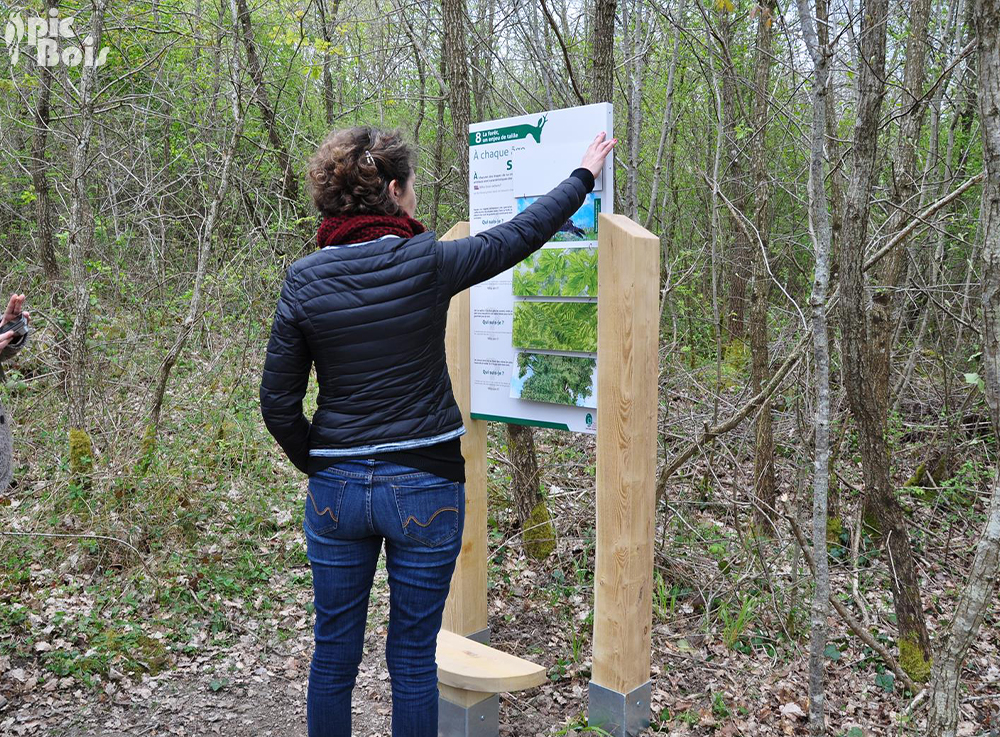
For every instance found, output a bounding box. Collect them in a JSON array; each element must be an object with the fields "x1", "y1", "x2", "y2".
[{"x1": 0, "y1": 316, "x2": 28, "y2": 338}]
